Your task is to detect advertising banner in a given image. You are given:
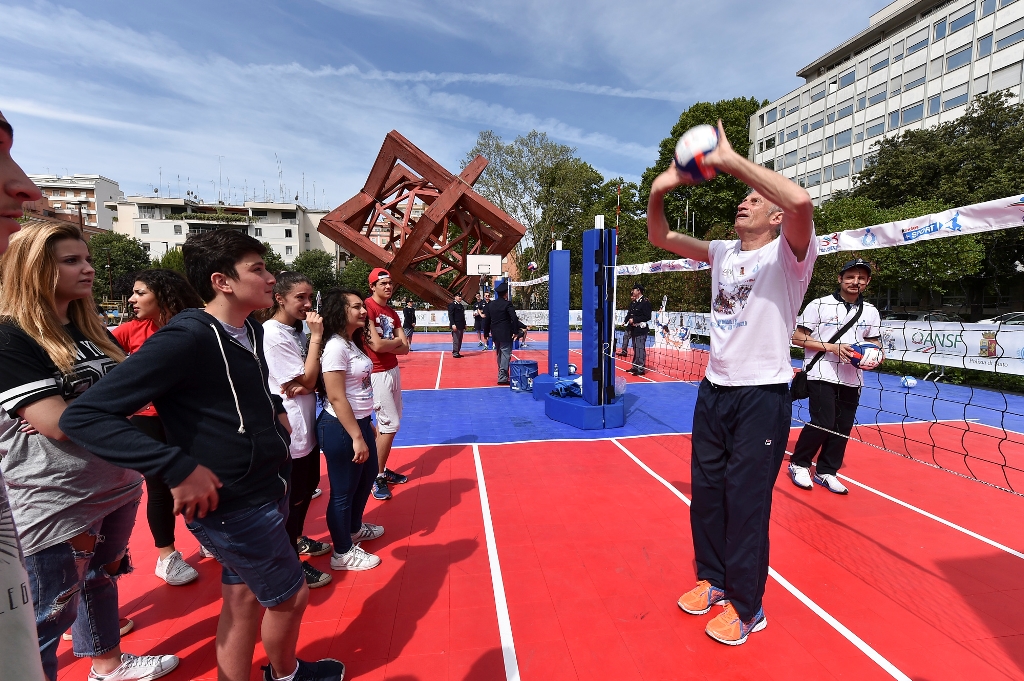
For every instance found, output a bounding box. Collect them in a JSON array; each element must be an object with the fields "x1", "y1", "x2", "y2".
[{"x1": 879, "y1": 321, "x2": 1024, "y2": 376}]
